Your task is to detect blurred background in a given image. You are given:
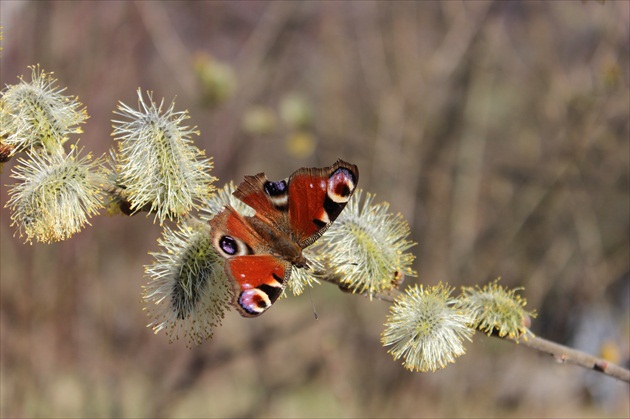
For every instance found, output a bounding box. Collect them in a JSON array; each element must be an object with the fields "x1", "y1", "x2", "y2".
[{"x1": 1, "y1": 1, "x2": 628, "y2": 417}]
